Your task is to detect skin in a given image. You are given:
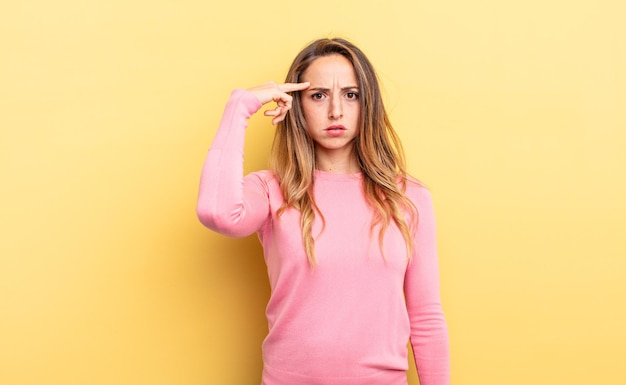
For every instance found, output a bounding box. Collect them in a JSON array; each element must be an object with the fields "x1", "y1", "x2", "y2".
[
  {"x1": 248, "y1": 54, "x2": 361, "y2": 174},
  {"x1": 300, "y1": 54, "x2": 360, "y2": 173}
]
